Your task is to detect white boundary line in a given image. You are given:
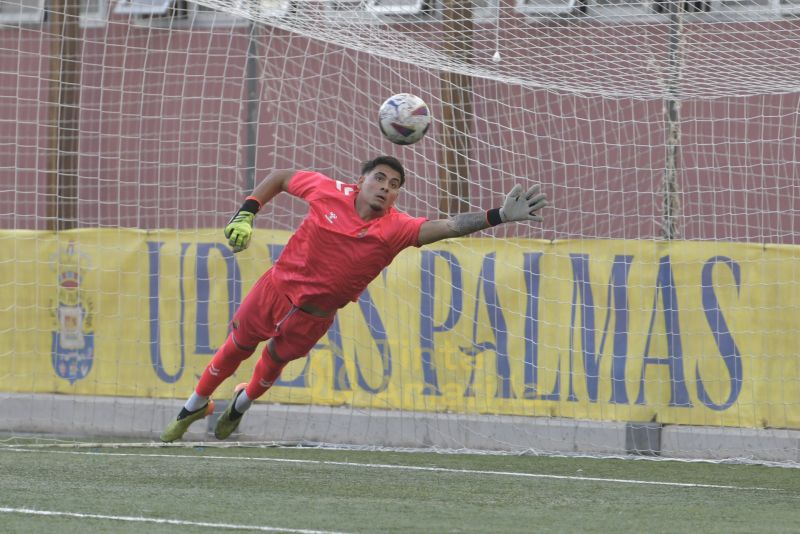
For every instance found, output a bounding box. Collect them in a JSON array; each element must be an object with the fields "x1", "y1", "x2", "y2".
[
  {"x1": 0, "y1": 507, "x2": 352, "y2": 533},
  {"x1": 4, "y1": 440, "x2": 799, "y2": 469},
  {"x1": 2, "y1": 446, "x2": 781, "y2": 491}
]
